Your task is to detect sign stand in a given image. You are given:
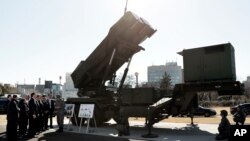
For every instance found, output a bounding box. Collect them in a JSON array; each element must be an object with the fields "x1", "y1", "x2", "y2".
[
  {"x1": 64, "y1": 104, "x2": 76, "y2": 130},
  {"x1": 86, "y1": 118, "x2": 90, "y2": 133},
  {"x1": 93, "y1": 114, "x2": 97, "y2": 128},
  {"x1": 74, "y1": 110, "x2": 78, "y2": 127},
  {"x1": 67, "y1": 110, "x2": 78, "y2": 130},
  {"x1": 78, "y1": 104, "x2": 95, "y2": 133},
  {"x1": 86, "y1": 114, "x2": 97, "y2": 133},
  {"x1": 79, "y1": 117, "x2": 84, "y2": 132}
]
